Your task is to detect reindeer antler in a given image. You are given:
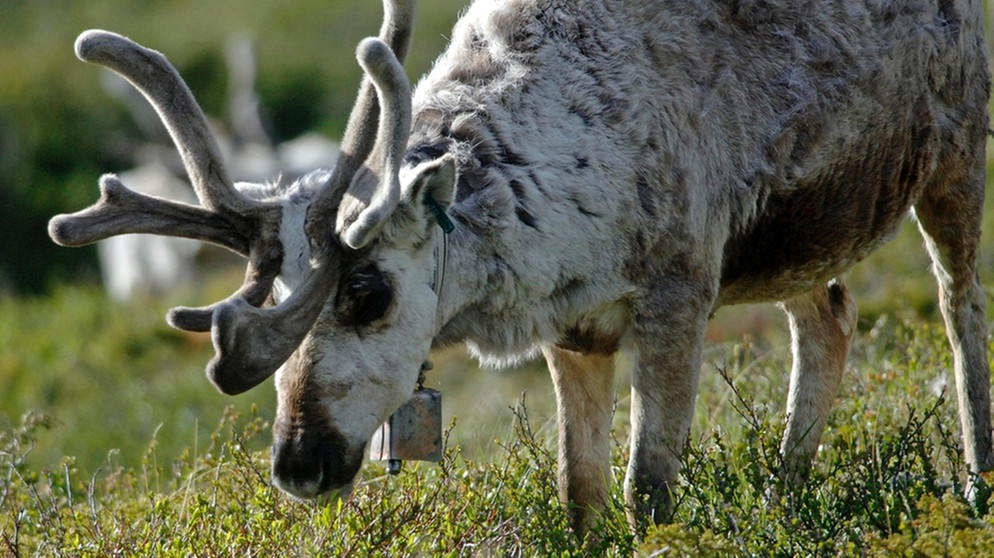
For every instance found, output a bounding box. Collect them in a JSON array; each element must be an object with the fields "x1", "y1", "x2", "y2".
[
  {"x1": 306, "y1": 0, "x2": 415, "y2": 238},
  {"x1": 49, "y1": 29, "x2": 285, "y2": 334},
  {"x1": 49, "y1": 0, "x2": 417, "y2": 395},
  {"x1": 204, "y1": 36, "x2": 414, "y2": 393},
  {"x1": 48, "y1": 30, "x2": 274, "y2": 252}
]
